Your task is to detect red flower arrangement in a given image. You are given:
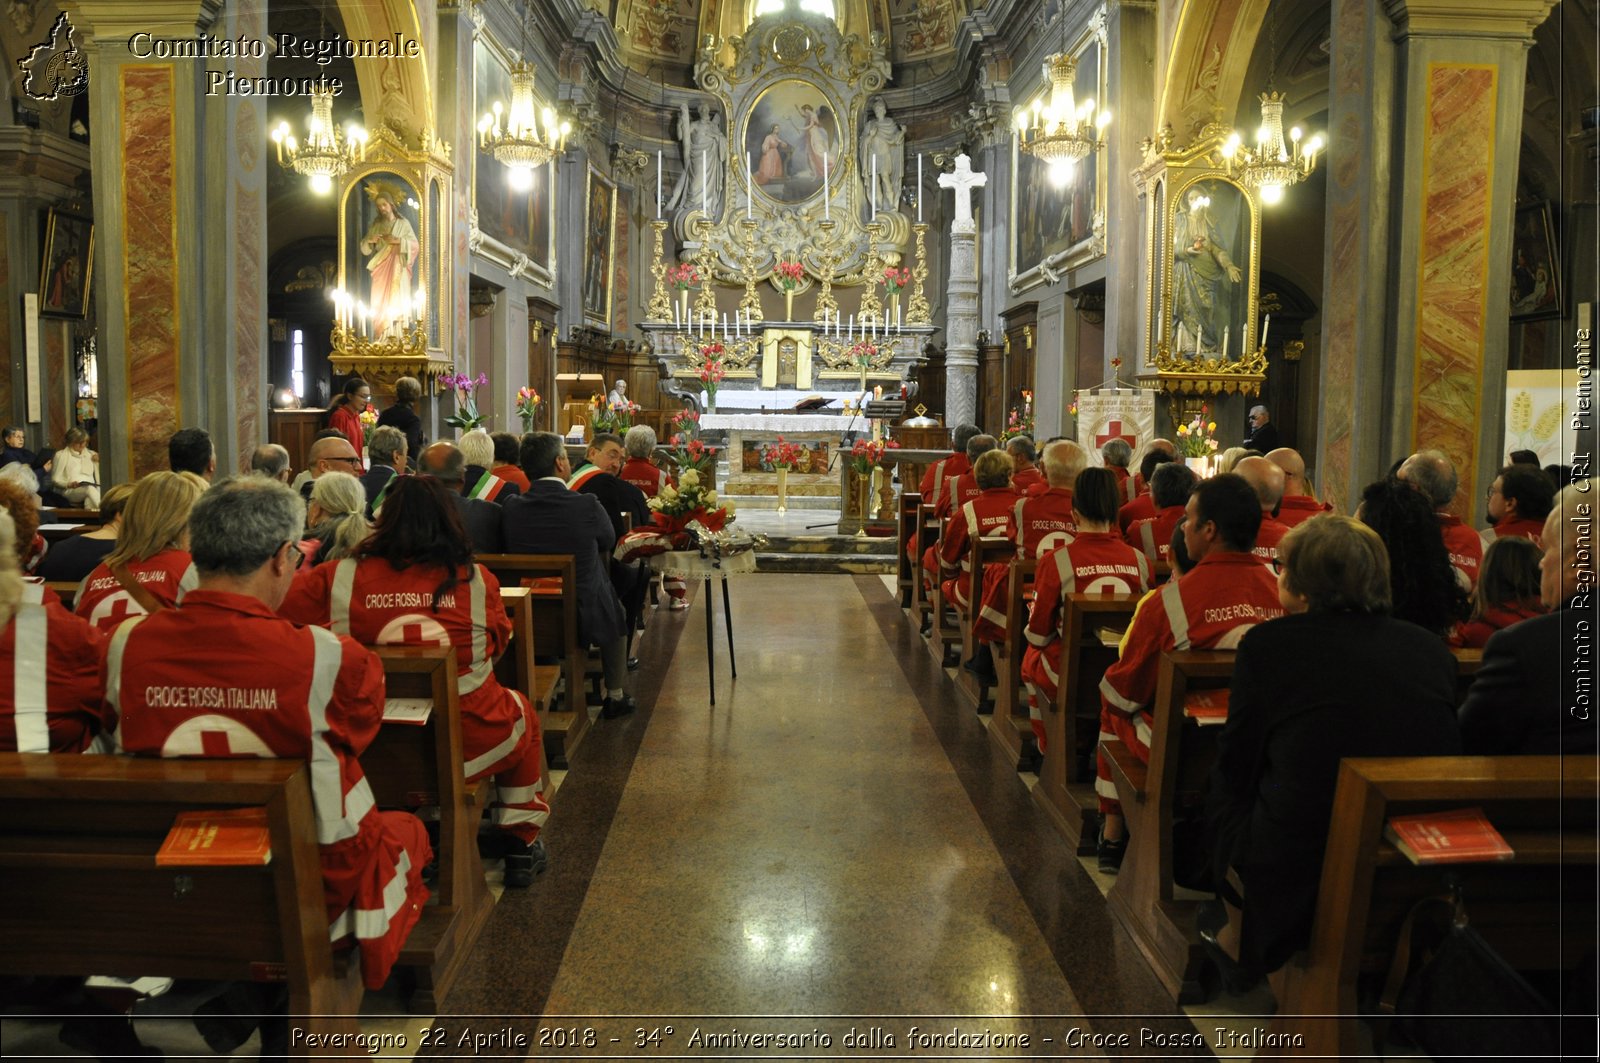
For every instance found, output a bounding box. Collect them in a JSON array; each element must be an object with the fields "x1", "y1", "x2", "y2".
[
  {"x1": 760, "y1": 436, "x2": 806, "y2": 472},
  {"x1": 847, "y1": 340, "x2": 880, "y2": 368},
  {"x1": 671, "y1": 432, "x2": 718, "y2": 475},
  {"x1": 670, "y1": 408, "x2": 701, "y2": 439},
  {"x1": 848, "y1": 438, "x2": 900, "y2": 475},
  {"x1": 882, "y1": 266, "x2": 911, "y2": 292},
  {"x1": 774, "y1": 260, "x2": 805, "y2": 291},
  {"x1": 695, "y1": 343, "x2": 727, "y2": 401},
  {"x1": 667, "y1": 263, "x2": 700, "y2": 290}
]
